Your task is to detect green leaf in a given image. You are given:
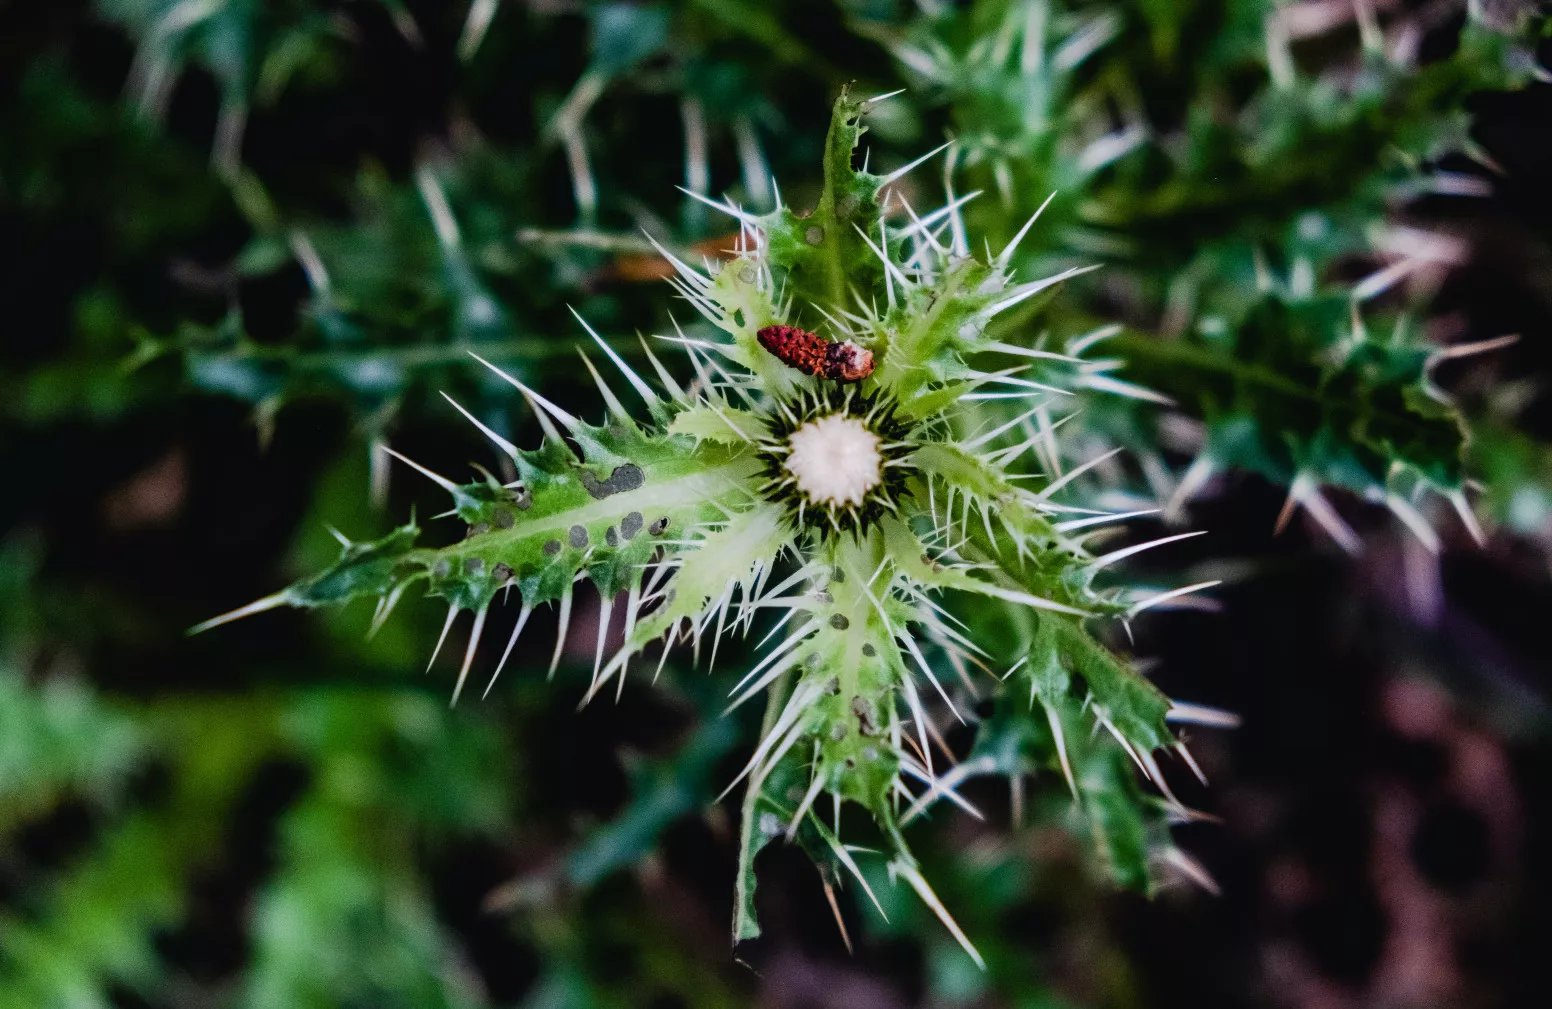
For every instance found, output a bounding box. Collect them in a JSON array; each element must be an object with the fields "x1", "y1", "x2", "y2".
[
  {"x1": 1115, "y1": 295, "x2": 1467, "y2": 496},
  {"x1": 0, "y1": 667, "x2": 143, "y2": 825},
  {"x1": 760, "y1": 85, "x2": 888, "y2": 312}
]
